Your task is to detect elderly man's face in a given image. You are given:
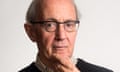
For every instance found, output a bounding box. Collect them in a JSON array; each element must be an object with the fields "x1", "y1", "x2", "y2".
[{"x1": 26, "y1": 0, "x2": 78, "y2": 60}]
